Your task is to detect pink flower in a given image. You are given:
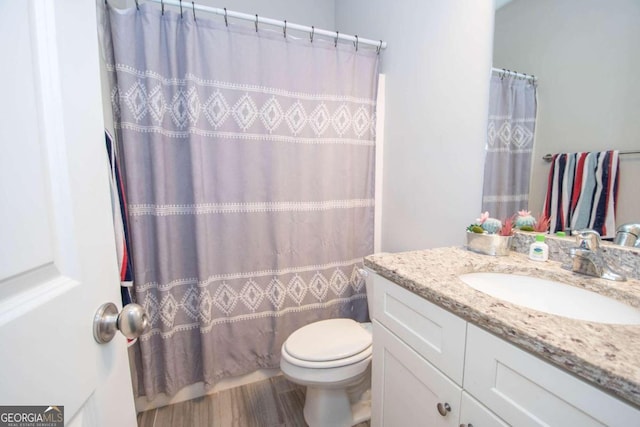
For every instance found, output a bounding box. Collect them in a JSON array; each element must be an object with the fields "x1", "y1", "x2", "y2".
[
  {"x1": 518, "y1": 210, "x2": 531, "y2": 217},
  {"x1": 476, "y1": 211, "x2": 489, "y2": 224}
]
